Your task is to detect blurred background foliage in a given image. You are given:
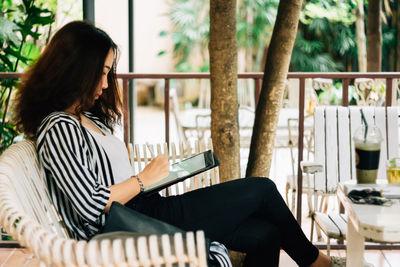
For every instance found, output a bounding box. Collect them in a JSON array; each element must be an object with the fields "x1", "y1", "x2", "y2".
[
  {"x1": 0, "y1": 0, "x2": 56, "y2": 153},
  {"x1": 159, "y1": 0, "x2": 398, "y2": 108},
  {"x1": 160, "y1": 0, "x2": 398, "y2": 73}
]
